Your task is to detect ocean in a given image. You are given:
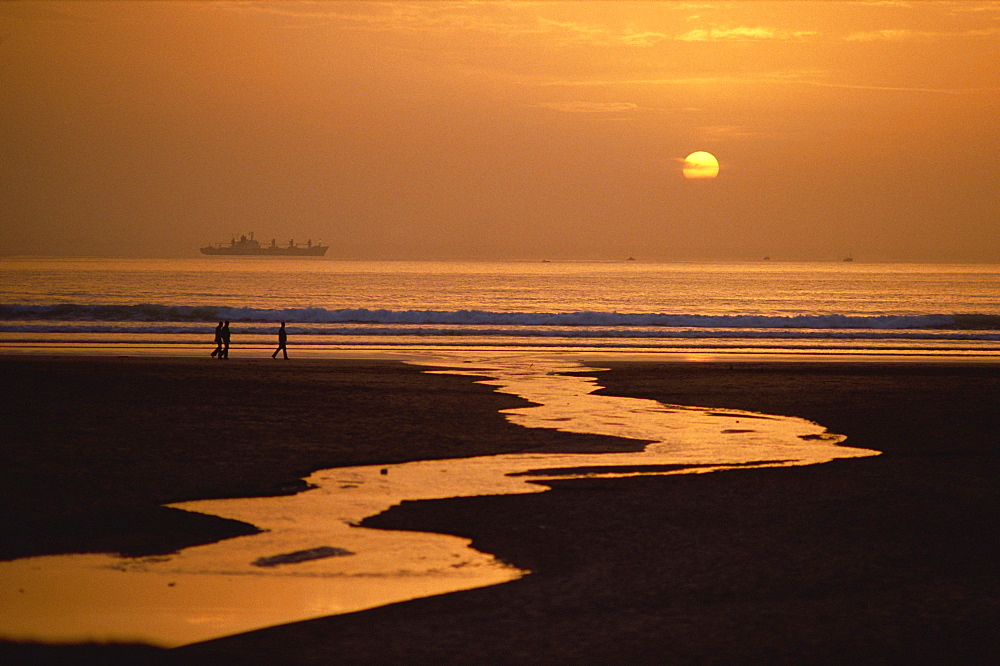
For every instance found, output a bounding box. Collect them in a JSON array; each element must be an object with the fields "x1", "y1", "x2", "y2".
[
  {"x1": 2, "y1": 257, "x2": 996, "y2": 646},
  {"x1": 2, "y1": 258, "x2": 999, "y2": 356}
]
